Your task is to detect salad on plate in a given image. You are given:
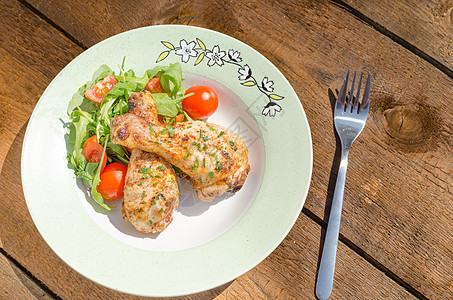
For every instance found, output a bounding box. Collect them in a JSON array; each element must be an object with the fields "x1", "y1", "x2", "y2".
[{"x1": 66, "y1": 59, "x2": 250, "y2": 233}]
